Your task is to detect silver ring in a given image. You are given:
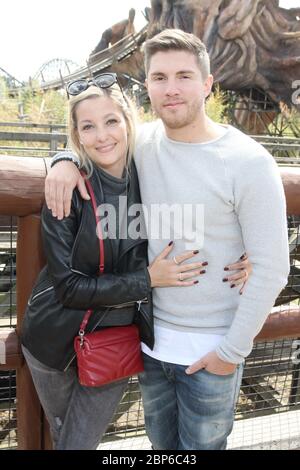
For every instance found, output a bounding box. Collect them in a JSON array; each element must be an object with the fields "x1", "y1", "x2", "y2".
[
  {"x1": 173, "y1": 256, "x2": 180, "y2": 265},
  {"x1": 179, "y1": 272, "x2": 183, "y2": 281}
]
